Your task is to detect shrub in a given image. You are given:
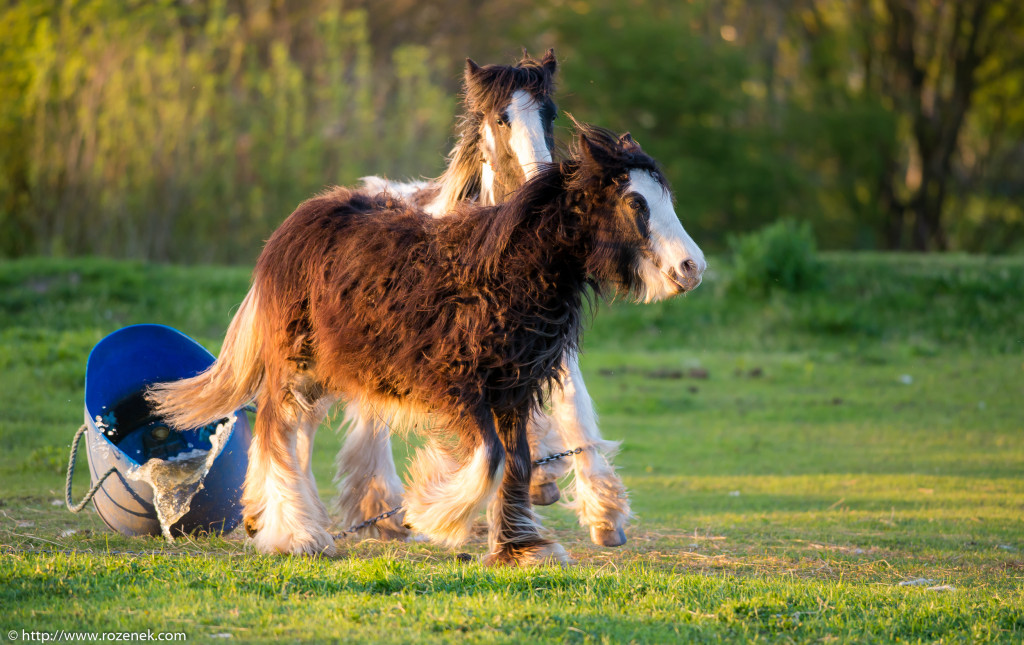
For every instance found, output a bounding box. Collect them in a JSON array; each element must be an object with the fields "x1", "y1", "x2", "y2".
[{"x1": 727, "y1": 218, "x2": 822, "y2": 295}]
